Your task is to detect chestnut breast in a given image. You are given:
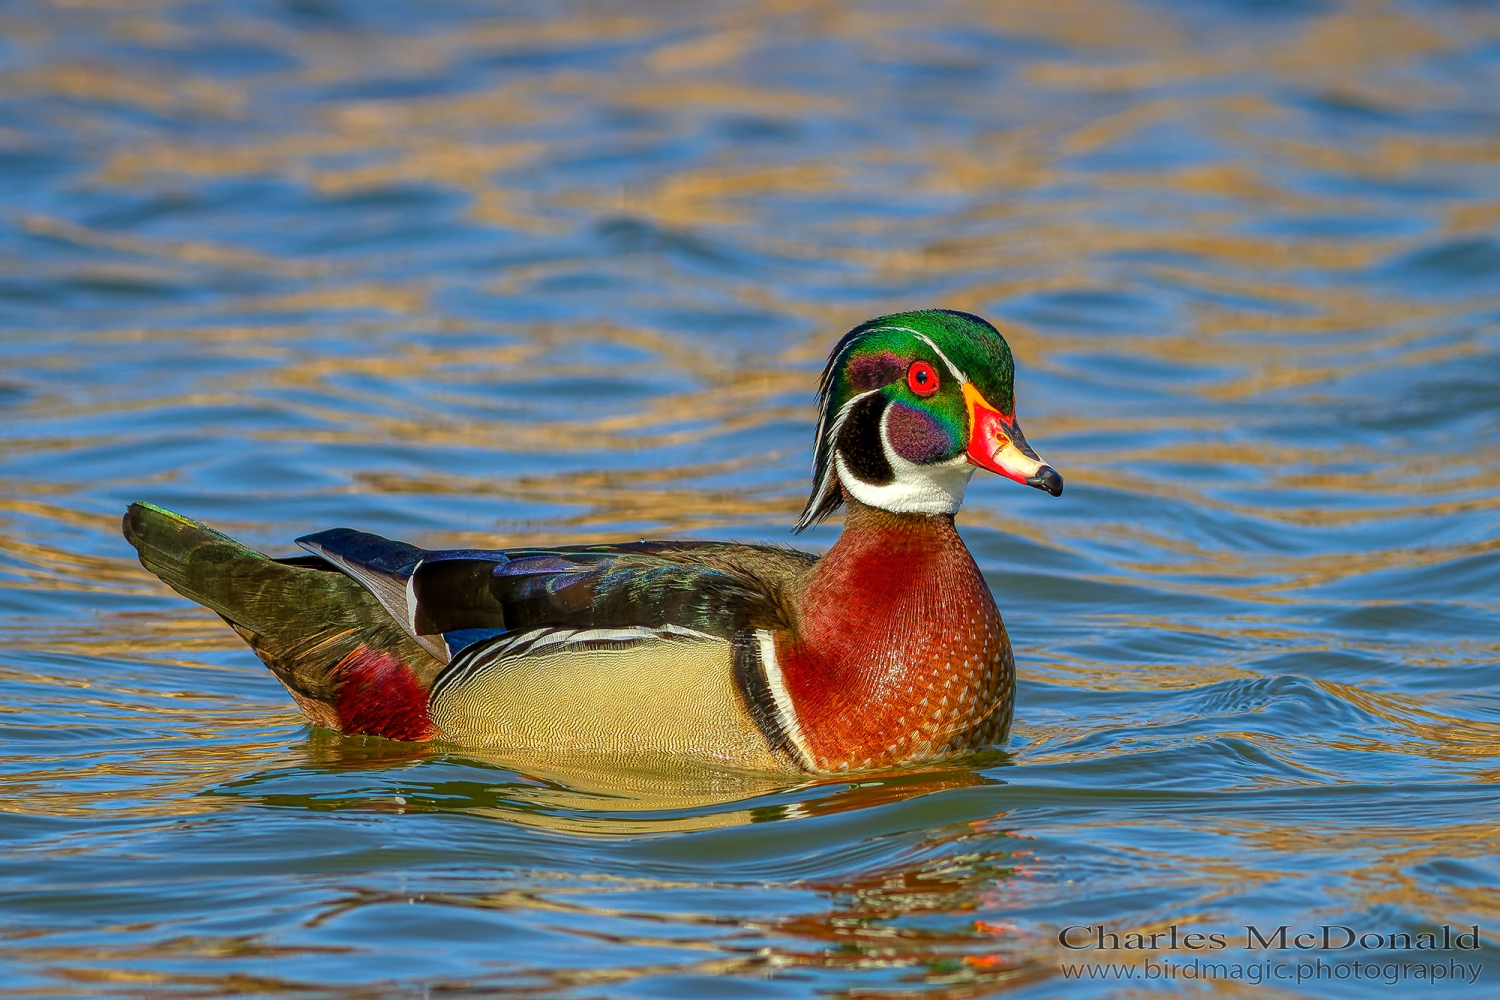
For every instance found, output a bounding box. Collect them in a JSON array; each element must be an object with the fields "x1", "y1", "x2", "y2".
[{"x1": 775, "y1": 508, "x2": 1015, "y2": 771}]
